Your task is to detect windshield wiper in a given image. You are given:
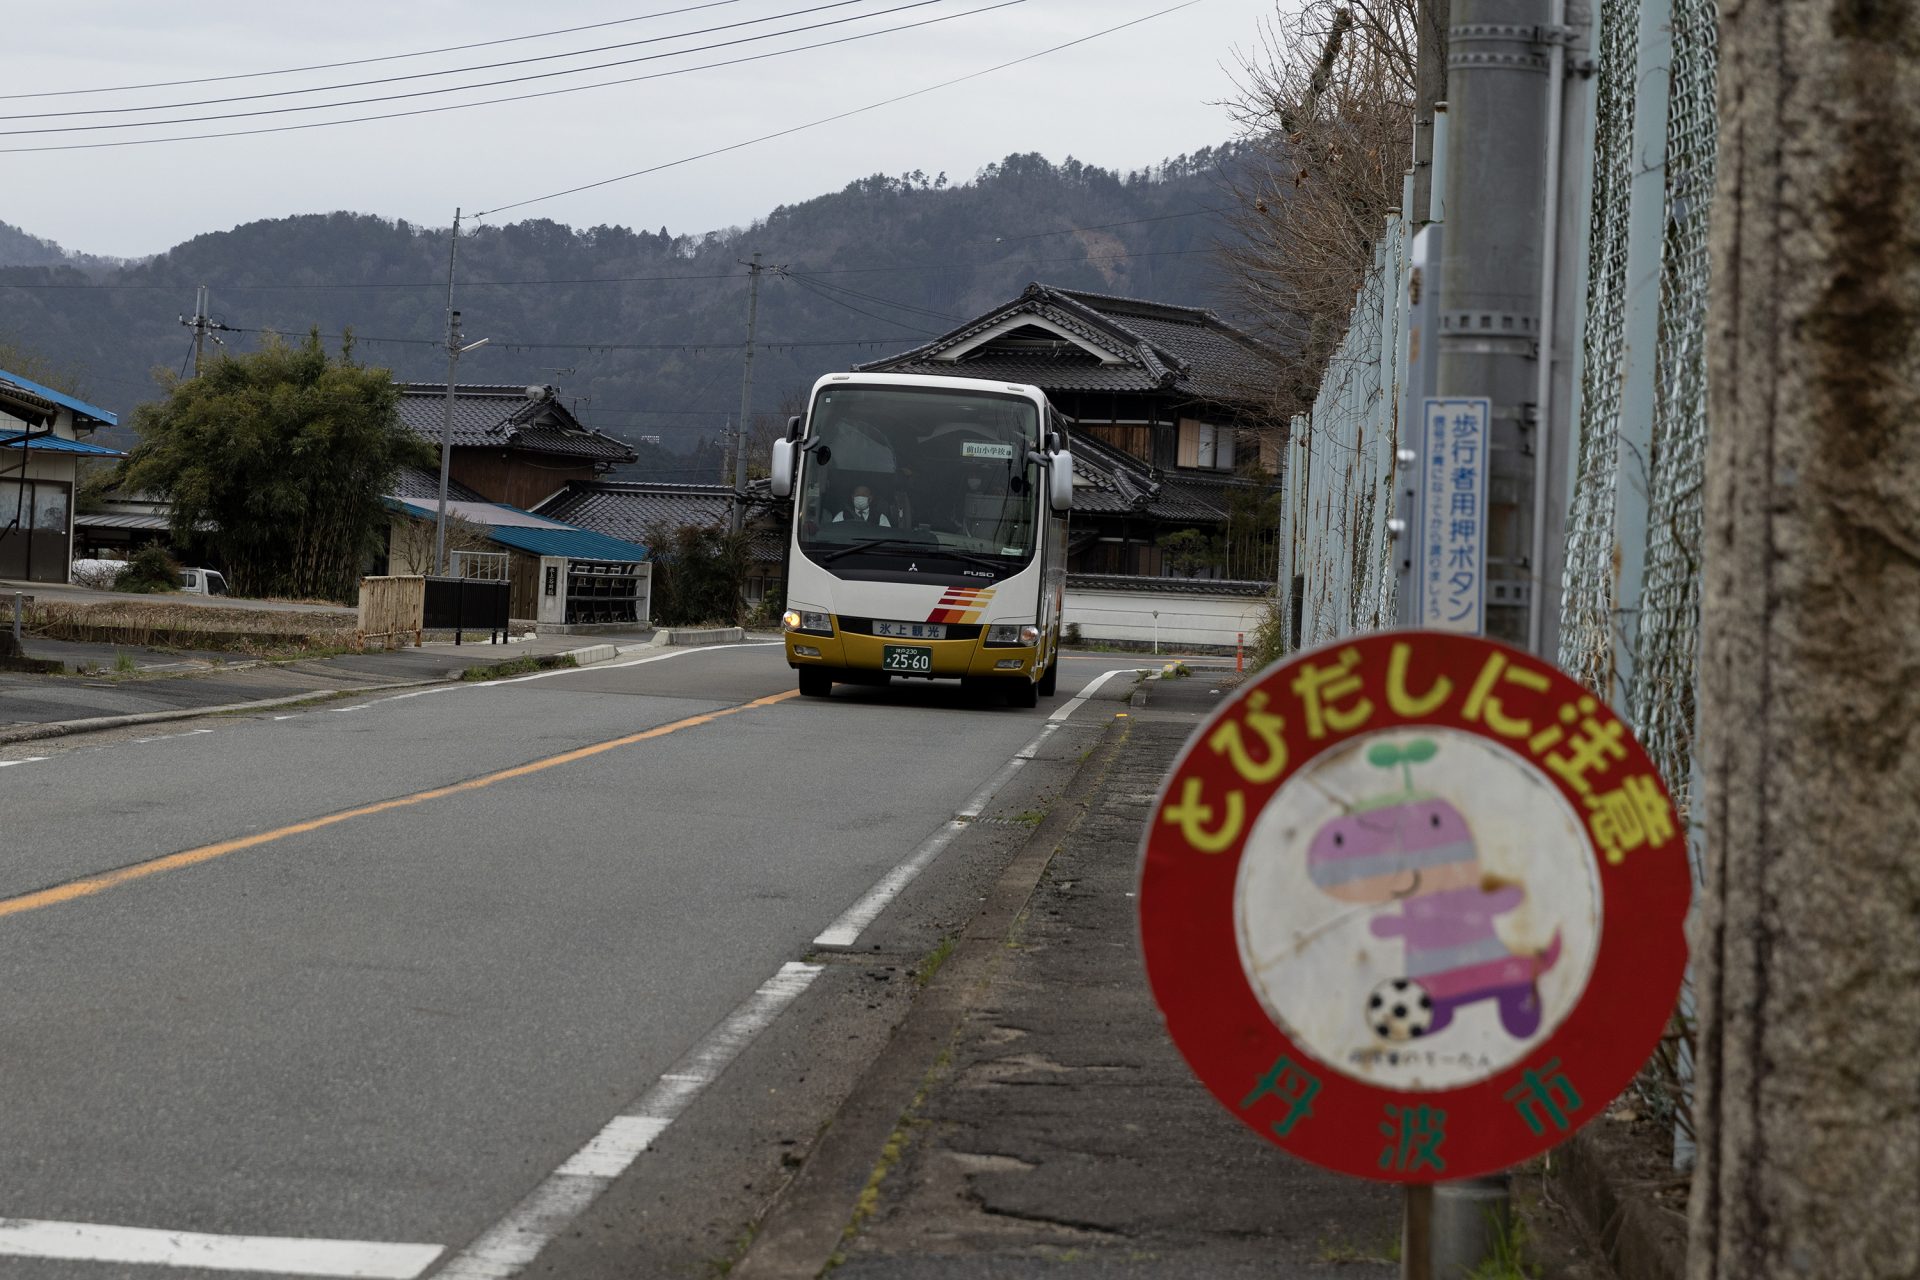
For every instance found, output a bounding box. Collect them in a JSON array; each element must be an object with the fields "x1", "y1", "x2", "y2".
[
  {"x1": 813, "y1": 537, "x2": 1011, "y2": 574},
  {"x1": 813, "y1": 536, "x2": 924, "y2": 565}
]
